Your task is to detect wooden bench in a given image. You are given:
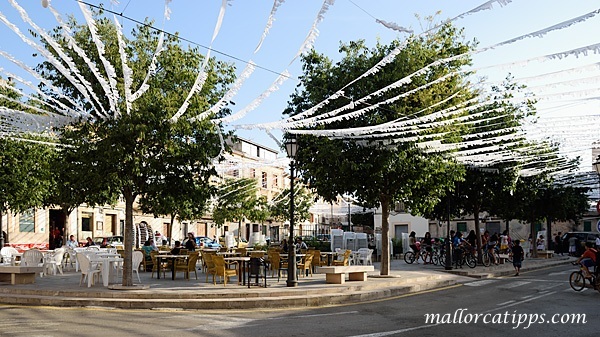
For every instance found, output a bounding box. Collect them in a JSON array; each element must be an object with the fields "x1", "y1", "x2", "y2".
[
  {"x1": 0, "y1": 266, "x2": 44, "y2": 285},
  {"x1": 316, "y1": 265, "x2": 375, "y2": 284},
  {"x1": 537, "y1": 250, "x2": 554, "y2": 259}
]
